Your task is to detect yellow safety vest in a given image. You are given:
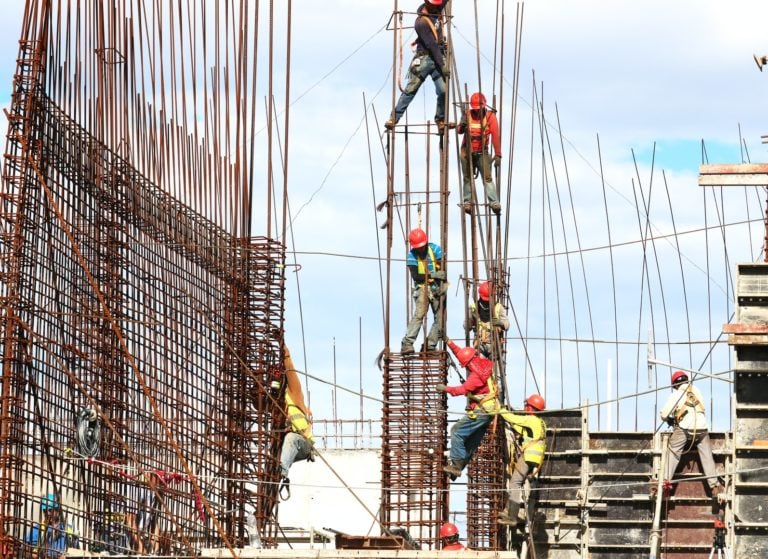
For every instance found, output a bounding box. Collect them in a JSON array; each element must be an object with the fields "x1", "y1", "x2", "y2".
[
  {"x1": 500, "y1": 412, "x2": 547, "y2": 466},
  {"x1": 415, "y1": 246, "x2": 438, "y2": 283},
  {"x1": 286, "y1": 393, "x2": 314, "y2": 444},
  {"x1": 471, "y1": 302, "x2": 504, "y2": 345}
]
